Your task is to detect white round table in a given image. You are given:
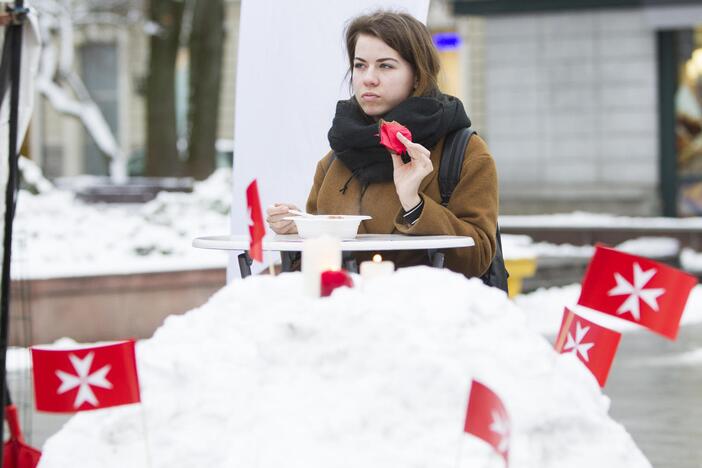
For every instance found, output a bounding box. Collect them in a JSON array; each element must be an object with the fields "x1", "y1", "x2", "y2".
[
  {"x1": 193, "y1": 234, "x2": 474, "y2": 277},
  {"x1": 193, "y1": 234, "x2": 474, "y2": 251}
]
